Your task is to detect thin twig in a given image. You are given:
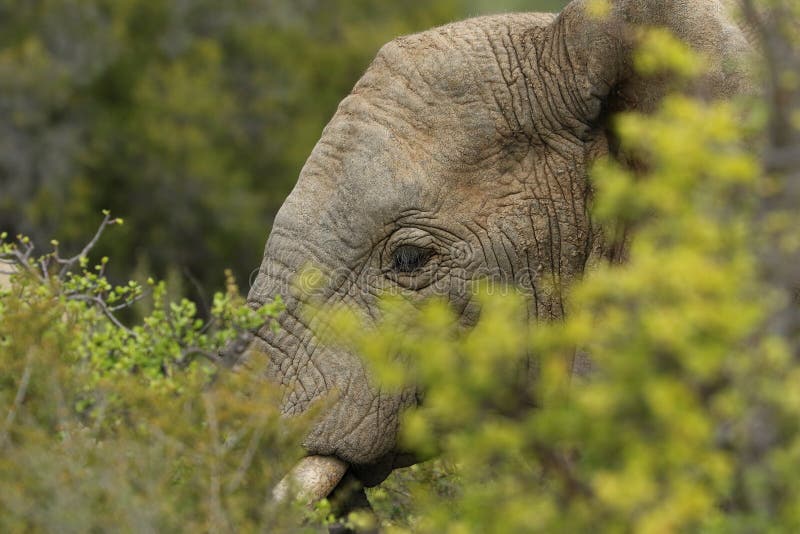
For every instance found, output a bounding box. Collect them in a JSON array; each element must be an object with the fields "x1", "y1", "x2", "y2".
[
  {"x1": 58, "y1": 213, "x2": 112, "y2": 278},
  {"x1": 67, "y1": 294, "x2": 135, "y2": 335},
  {"x1": 218, "y1": 330, "x2": 255, "y2": 369},
  {"x1": 2, "y1": 248, "x2": 39, "y2": 281},
  {"x1": 227, "y1": 424, "x2": 265, "y2": 493},
  {"x1": 203, "y1": 393, "x2": 232, "y2": 532},
  {"x1": 183, "y1": 267, "x2": 210, "y2": 319},
  {"x1": 39, "y1": 257, "x2": 49, "y2": 283},
  {"x1": 0, "y1": 349, "x2": 34, "y2": 448},
  {"x1": 180, "y1": 347, "x2": 224, "y2": 367},
  {"x1": 108, "y1": 289, "x2": 150, "y2": 312}
]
